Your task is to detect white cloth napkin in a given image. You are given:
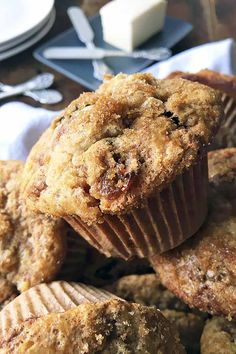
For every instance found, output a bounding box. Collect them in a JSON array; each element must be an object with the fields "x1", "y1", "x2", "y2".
[
  {"x1": 144, "y1": 38, "x2": 236, "y2": 78},
  {"x1": 0, "y1": 38, "x2": 236, "y2": 161},
  {"x1": 0, "y1": 102, "x2": 60, "y2": 161}
]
